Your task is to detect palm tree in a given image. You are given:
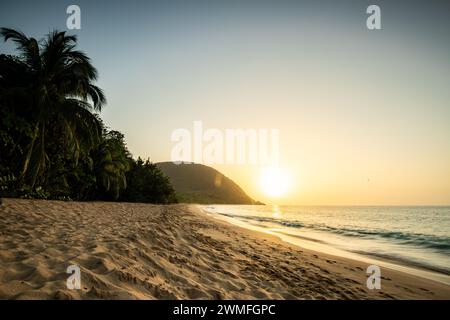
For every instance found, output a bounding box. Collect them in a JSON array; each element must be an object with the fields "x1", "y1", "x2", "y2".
[
  {"x1": 93, "y1": 131, "x2": 130, "y2": 200},
  {"x1": 0, "y1": 28, "x2": 106, "y2": 187}
]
